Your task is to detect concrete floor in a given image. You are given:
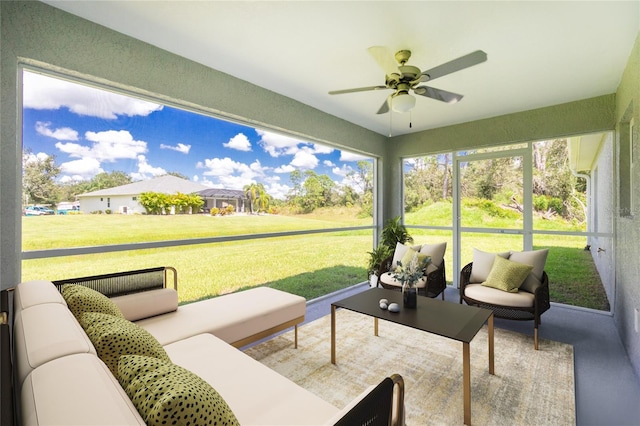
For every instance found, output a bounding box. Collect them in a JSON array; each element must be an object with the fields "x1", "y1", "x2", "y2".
[{"x1": 301, "y1": 283, "x2": 640, "y2": 426}]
